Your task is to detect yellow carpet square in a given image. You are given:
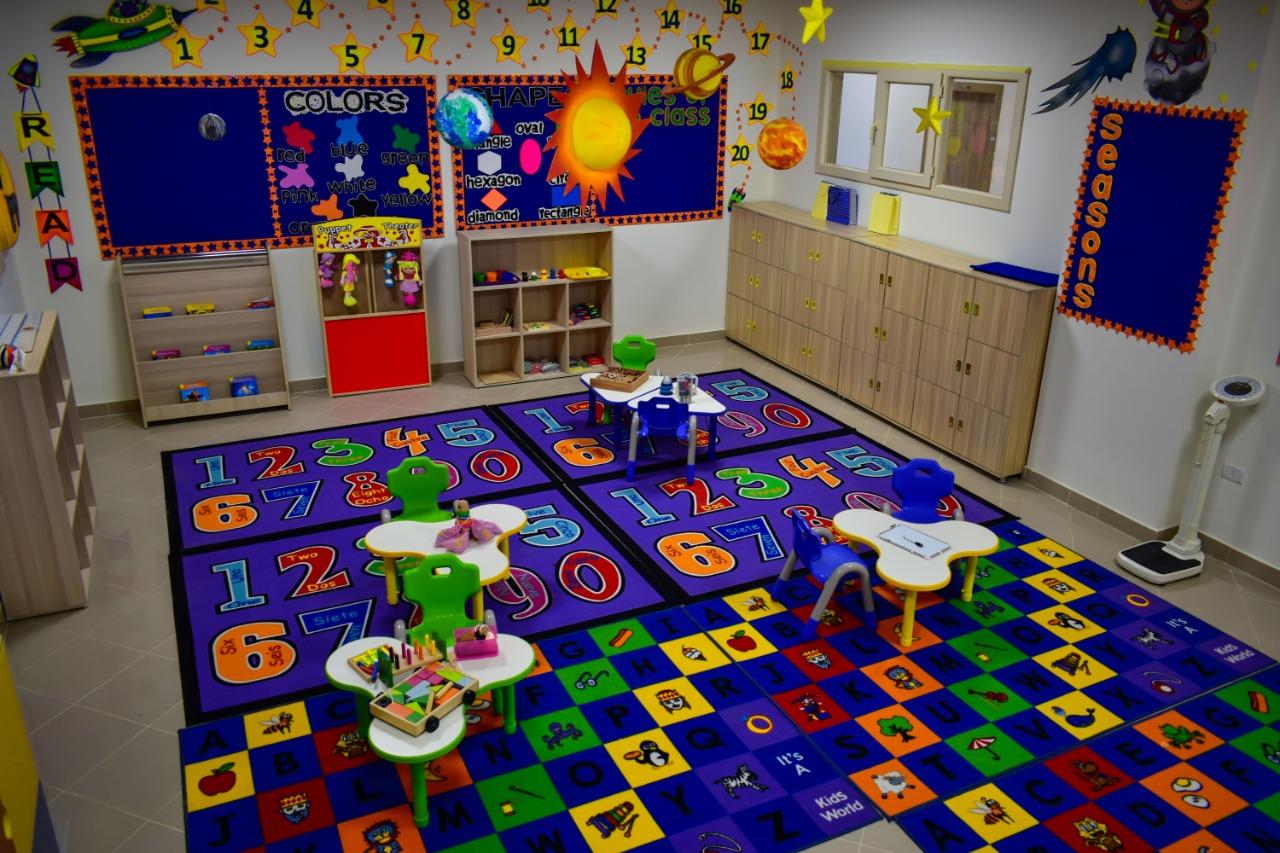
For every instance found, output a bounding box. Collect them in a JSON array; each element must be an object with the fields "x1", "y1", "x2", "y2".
[
  {"x1": 184, "y1": 751, "x2": 253, "y2": 811},
  {"x1": 604, "y1": 728, "x2": 691, "y2": 786},
  {"x1": 1022, "y1": 569, "x2": 1093, "y2": 604},
  {"x1": 636, "y1": 677, "x2": 710, "y2": 722},
  {"x1": 658, "y1": 635, "x2": 731, "y2": 675},
  {"x1": 946, "y1": 782, "x2": 1034, "y2": 843},
  {"x1": 1028, "y1": 604, "x2": 1104, "y2": 641},
  {"x1": 571, "y1": 790, "x2": 664, "y2": 851},
  {"x1": 1019, "y1": 538, "x2": 1082, "y2": 569},
  {"x1": 1033, "y1": 645, "x2": 1116, "y2": 688},
  {"x1": 1036, "y1": 691, "x2": 1123, "y2": 739},
  {"x1": 707, "y1": 622, "x2": 777, "y2": 661},
  {"x1": 723, "y1": 587, "x2": 789, "y2": 621},
  {"x1": 243, "y1": 700, "x2": 311, "y2": 748}
]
